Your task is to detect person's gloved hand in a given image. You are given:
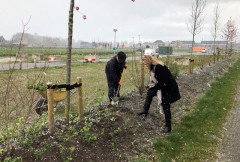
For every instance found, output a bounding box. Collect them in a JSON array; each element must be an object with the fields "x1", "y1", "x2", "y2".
[
  {"x1": 124, "y1": 65, "x2": 127, "y2": 69},
  {"x1": 118, "y1": 81, "x2": 122, "y2": 86}
]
